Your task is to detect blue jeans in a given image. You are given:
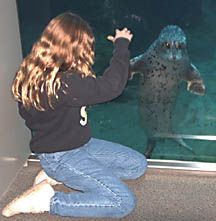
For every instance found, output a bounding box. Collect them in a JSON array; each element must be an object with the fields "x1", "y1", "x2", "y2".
[{"x1": 37, "y1": 138, "x2": 147, "y2": 218}]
